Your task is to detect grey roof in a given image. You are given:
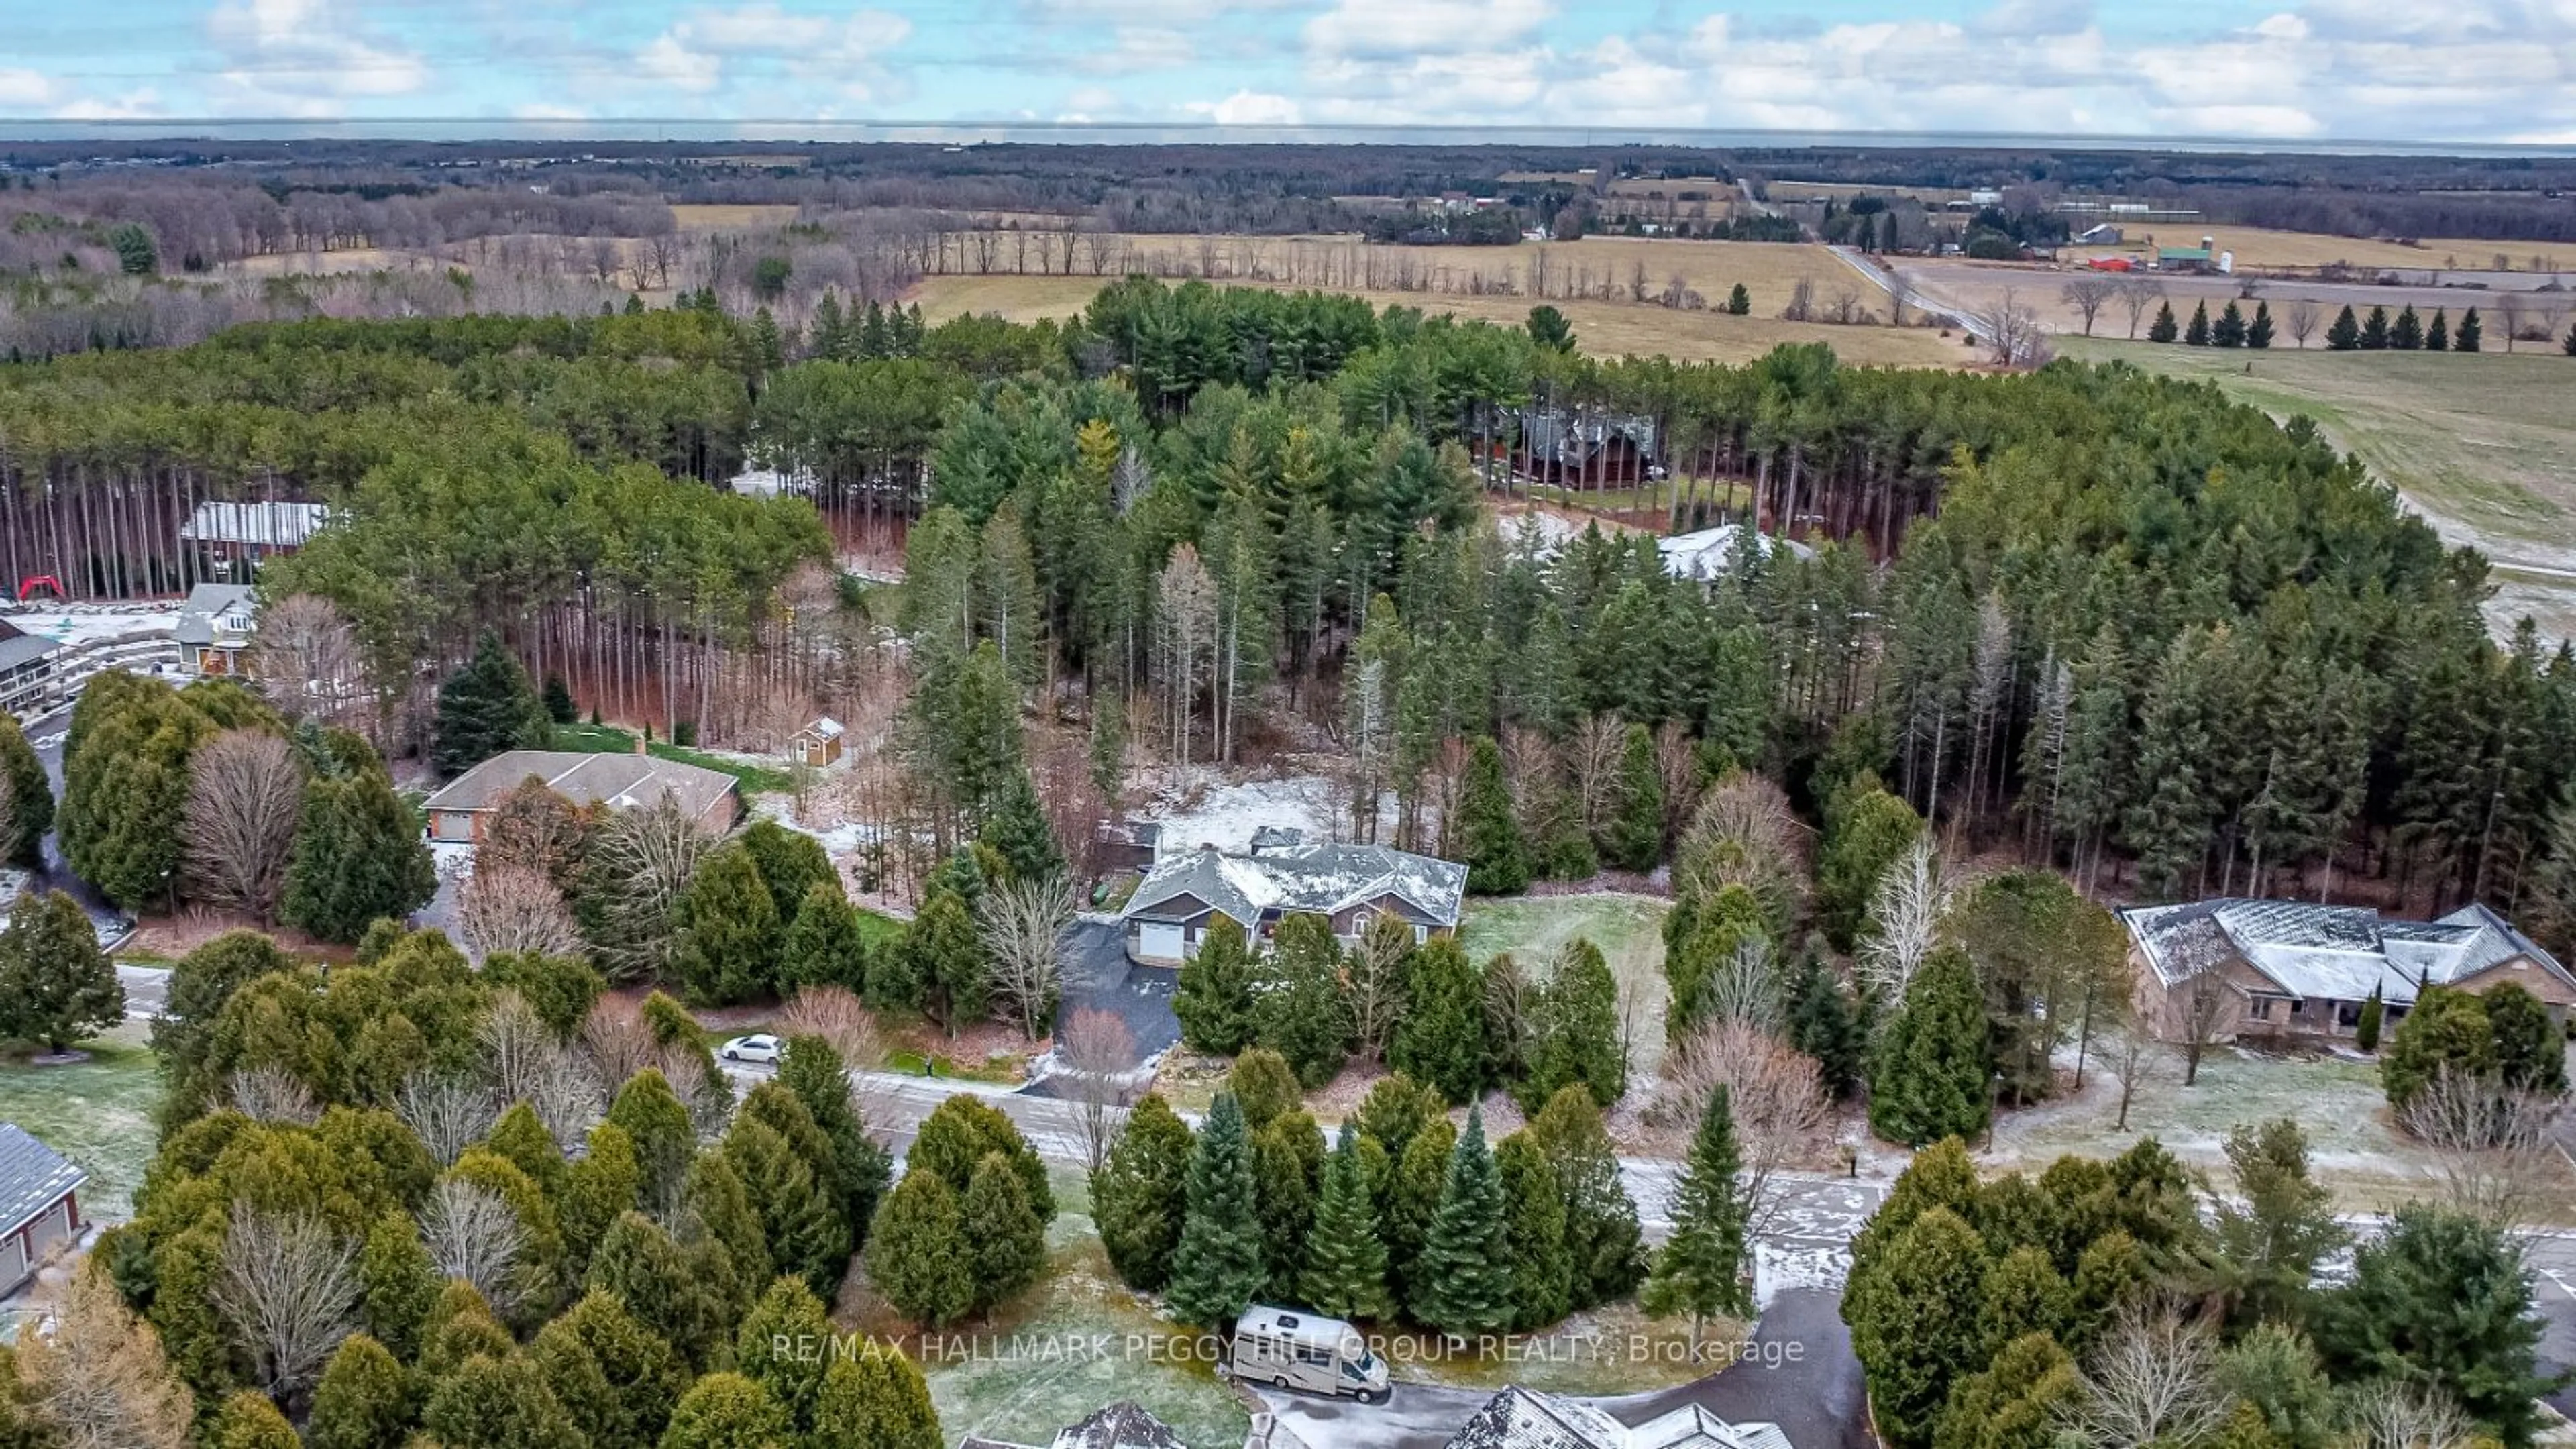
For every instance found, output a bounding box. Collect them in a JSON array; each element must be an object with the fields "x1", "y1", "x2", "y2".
[
  {"x1": 2119, "y1": 896, "x2": 2575, "y2": 1005},
  {"x1": 1515, "y1": 409, "x2": 1660, "y2": 467},
  {"x1": 179, "y1": 500, "x2": 328, "y2": 548},
  {"x1": 176, "y1": 583, "x2": 257, "y2": 647},
  {"x1": 1627, "y1": 1406, "x2": 1793, "y2": 1449},
  {"x1": 0, "y1": 1124, "x2": 83, "y2": 1236},
  {"x1": 423, "y1": 750, "x2": 738, "y2": 820},
  {"x1": 1049, "y1": 1403, "x2": 1185, "y2": 1449},
  {"x1": 1451, "y1": 1387, "x2": 1635, "y2": 1449},
  {"x1": 0, "y1": 620, "x2": 56, "y2": 675},
  {"x1": 1122, "y1": 841, "x2": 1468, "y2": 930}
]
